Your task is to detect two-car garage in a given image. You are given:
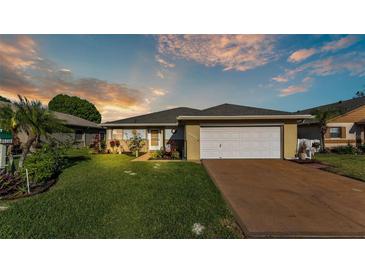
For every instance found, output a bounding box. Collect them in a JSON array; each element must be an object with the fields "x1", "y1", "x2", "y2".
[{"x1": 200, "y1": 126, "x2": 282, "y2": 159}]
